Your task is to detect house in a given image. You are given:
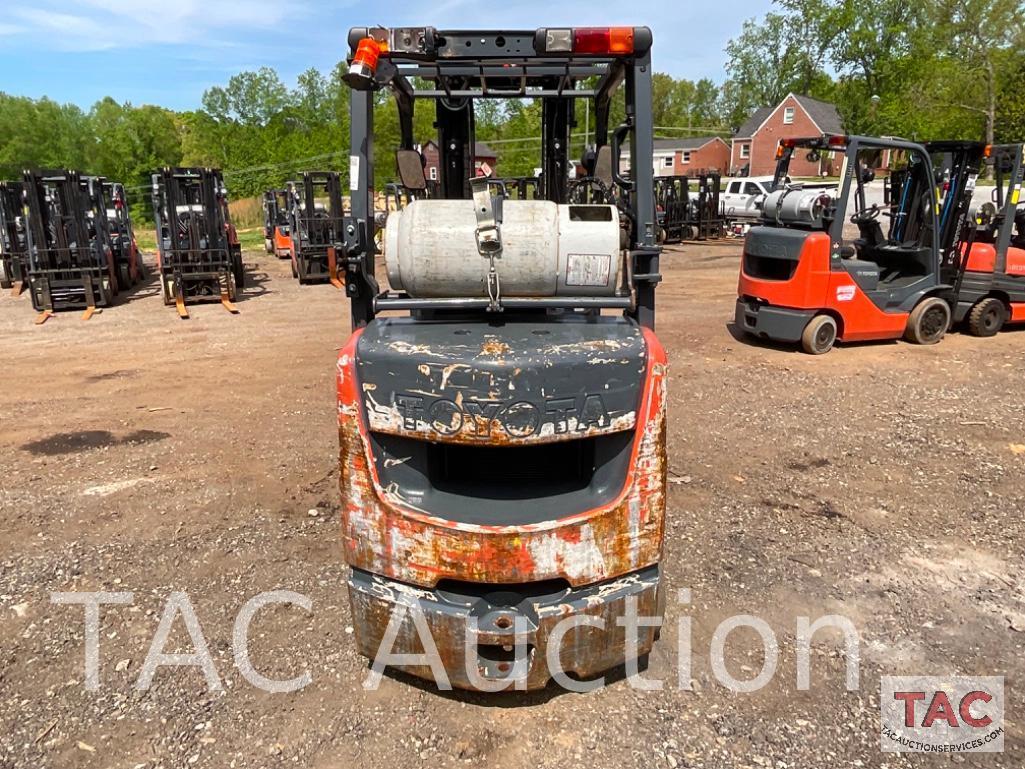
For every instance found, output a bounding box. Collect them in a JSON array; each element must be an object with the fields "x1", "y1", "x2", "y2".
[
  {"x1": 420, "y1": 140, "x2": 499, "y2": 182},
  {"x1": 652, "y1": 136, "x2": 731, "y2": 177},
  {"x1": 730, "y1": 94, "x2": 844, "y2": 176}
]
